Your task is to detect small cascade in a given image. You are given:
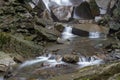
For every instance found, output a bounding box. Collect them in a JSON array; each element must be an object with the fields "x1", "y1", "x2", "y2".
[
  {"x1": 78, "y1": 56, "x2": 103, "y2": 67},
  {"x1": 19, "y1": 54, "x2": 103, "y2": 69},
  {"x1": 19, "y1": 54, "x2": 65, "y2": 69},
  {"x1": 89, "y1": 32, "x2": 100, "y2": 38},
  {"x1": 61, "y1": 25, "x2": 76, "y2": 40}
]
